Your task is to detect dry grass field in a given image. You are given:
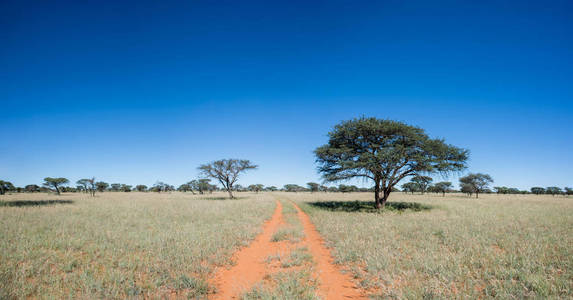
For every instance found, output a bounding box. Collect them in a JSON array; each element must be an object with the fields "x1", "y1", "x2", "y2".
[
  {"x1": 1, "y1": 191, "x2": 571, "y2": 299},
  {"x1": 291, "y1": 192, "x2": 573, "y2": 299},
  {"x1": 0, "y1": 192, "x2": 275, "y2": 299}
]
